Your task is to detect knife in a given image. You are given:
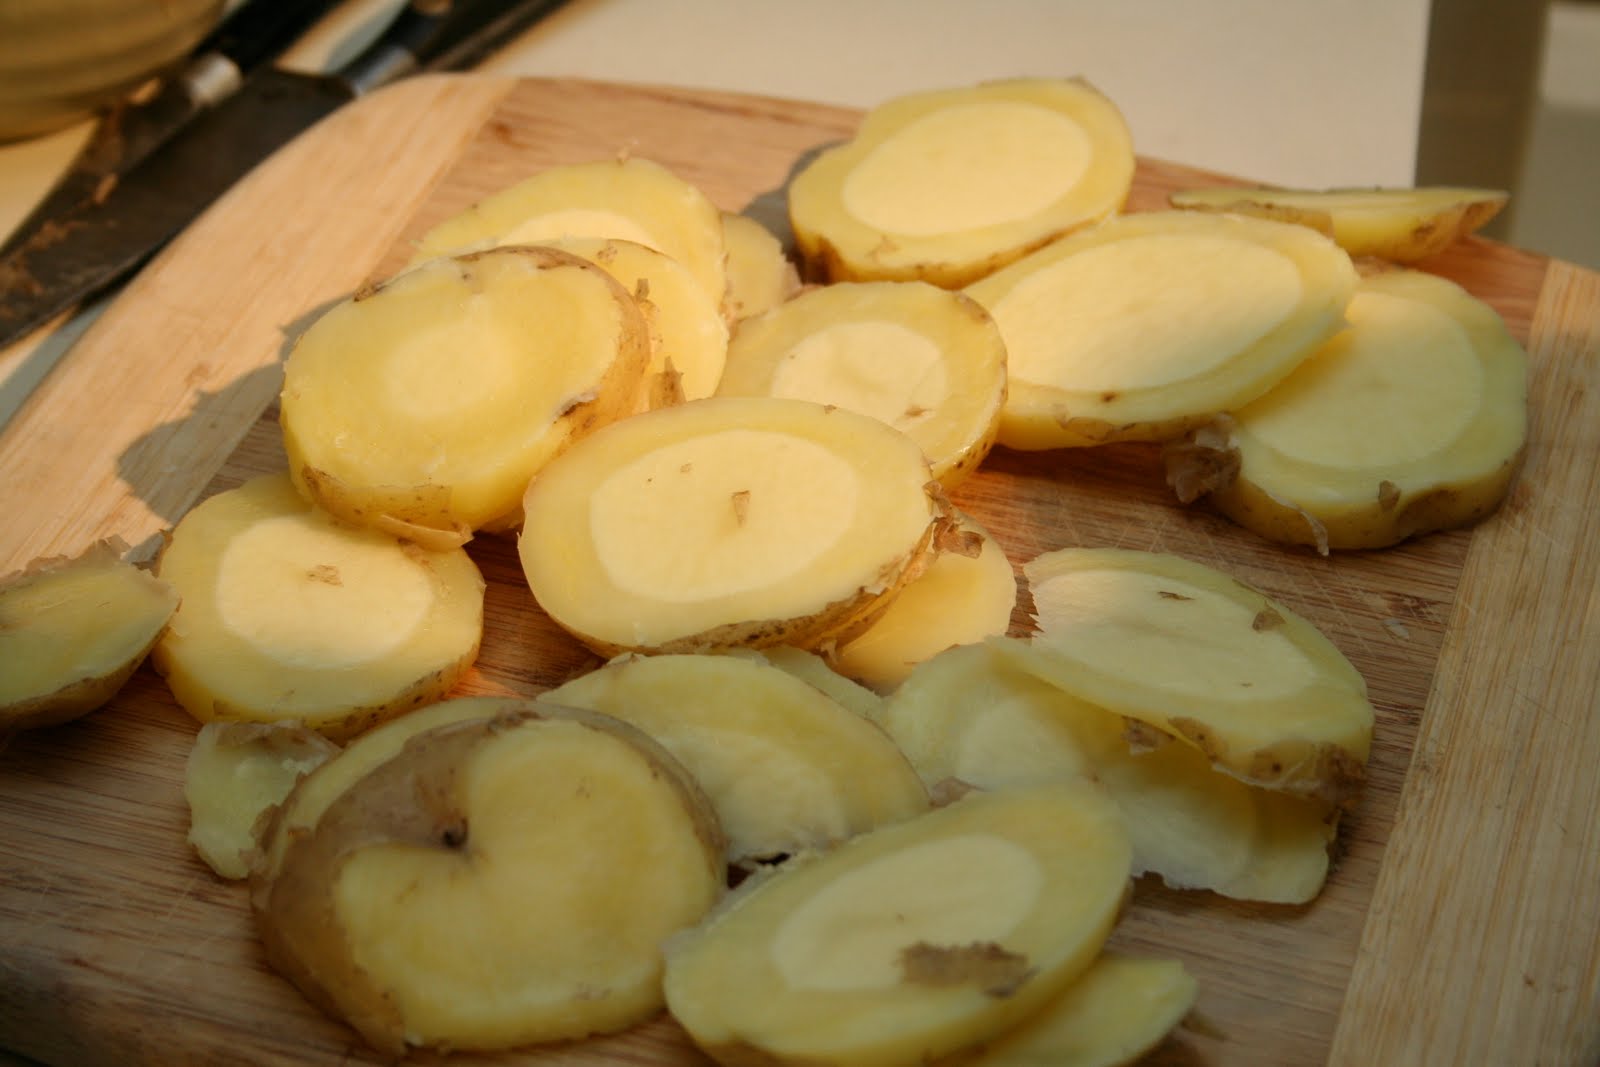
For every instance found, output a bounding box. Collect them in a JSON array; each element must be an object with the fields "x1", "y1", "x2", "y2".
[
  {"x1": 0, "y1": 0, "x2": 341, "y2": 263},
  {"x1": 0, "y1": 0, "x2": 570, "y2": 350}
]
